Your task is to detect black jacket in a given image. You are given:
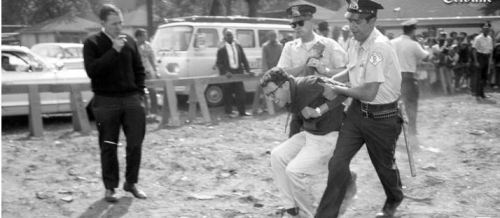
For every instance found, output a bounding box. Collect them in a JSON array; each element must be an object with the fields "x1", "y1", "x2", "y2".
[
  {"x1": 216, "y1": 43, "x2": 250, "y2": 75},
  {"x1": 83, "y1": 31, "x2": 145, "y2": 97},
  {"x1": 288, "y1": 76, "x2": 346, "y2": 136}
]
